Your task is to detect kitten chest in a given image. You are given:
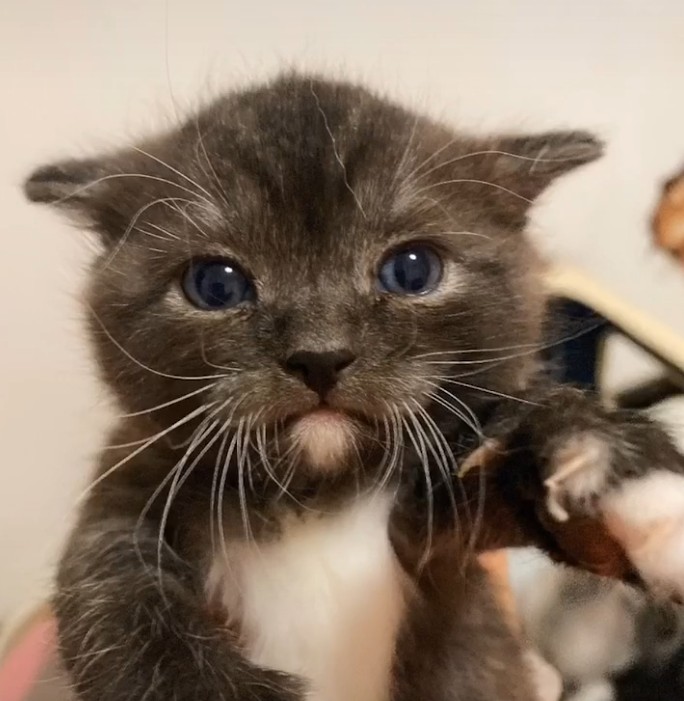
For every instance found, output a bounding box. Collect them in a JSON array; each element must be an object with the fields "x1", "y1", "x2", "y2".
[{"x1": 206, "y1": 494, "x2": 408, "y2": 701}]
